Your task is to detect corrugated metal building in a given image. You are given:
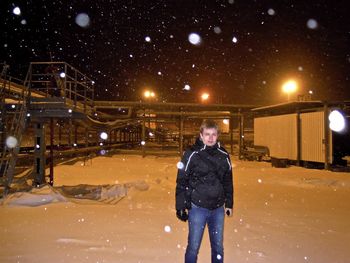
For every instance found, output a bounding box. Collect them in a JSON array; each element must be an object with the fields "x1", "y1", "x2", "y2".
[{"x1": 252, "y1": 101, "x2": 350, "y2": 169}]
